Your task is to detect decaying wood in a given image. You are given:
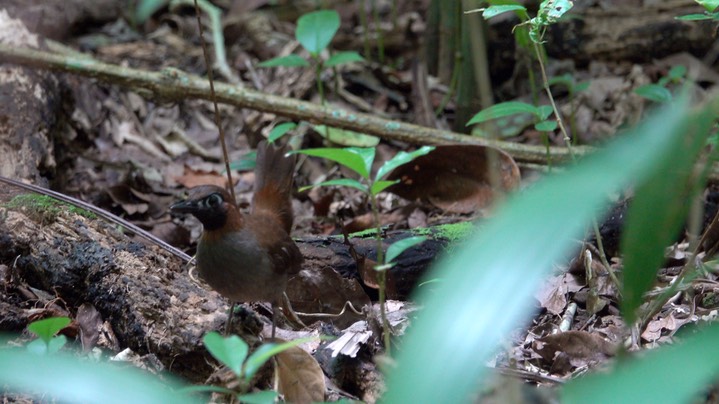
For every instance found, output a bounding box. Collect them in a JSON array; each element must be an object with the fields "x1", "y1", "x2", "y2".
[{"x1": 0, "y1": 188, "x2": 449, "y2": 384}]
